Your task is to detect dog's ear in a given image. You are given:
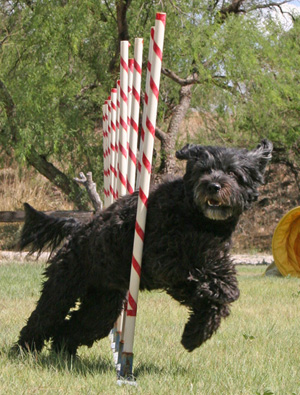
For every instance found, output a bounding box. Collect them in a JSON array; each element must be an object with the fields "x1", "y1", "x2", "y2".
[
  {"x1": 176, "y1": 144, "x2": 207, "y2": 160},
  {"x1": 248, "y1": 139, "x2": 273, "y2": 174}
]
